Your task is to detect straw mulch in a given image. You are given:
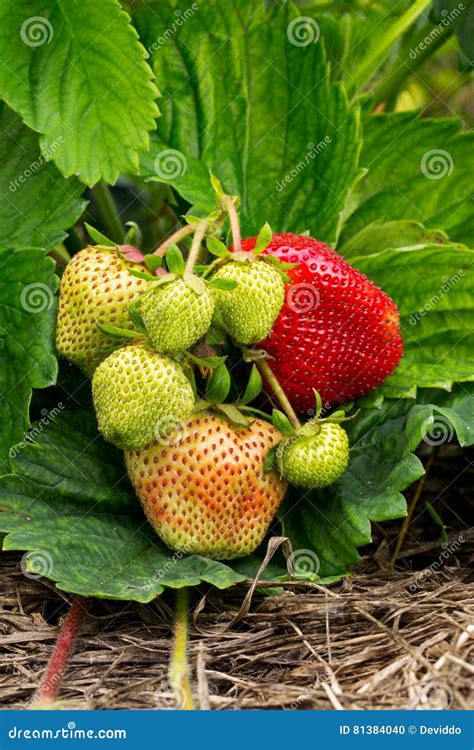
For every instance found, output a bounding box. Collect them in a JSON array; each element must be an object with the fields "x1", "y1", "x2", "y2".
[{"x1": 0, "y1": 445, "x2": 473, "y2": 710}]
